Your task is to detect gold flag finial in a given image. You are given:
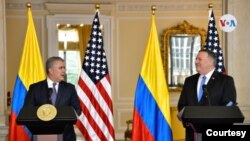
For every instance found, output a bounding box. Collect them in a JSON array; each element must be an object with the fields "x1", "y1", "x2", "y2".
[
  {"x1": 26, "y1": 2, "x2": 31, "y2": 8},
  {"x1": 95, "y1": 4, "x2": 100, "y2": 10},
  {"x1": 151, "y1": 5, "x2": 156, "y2": 15},
  {"x1": 208, "y1": 3, "x2": 213, "y2": 8}
]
